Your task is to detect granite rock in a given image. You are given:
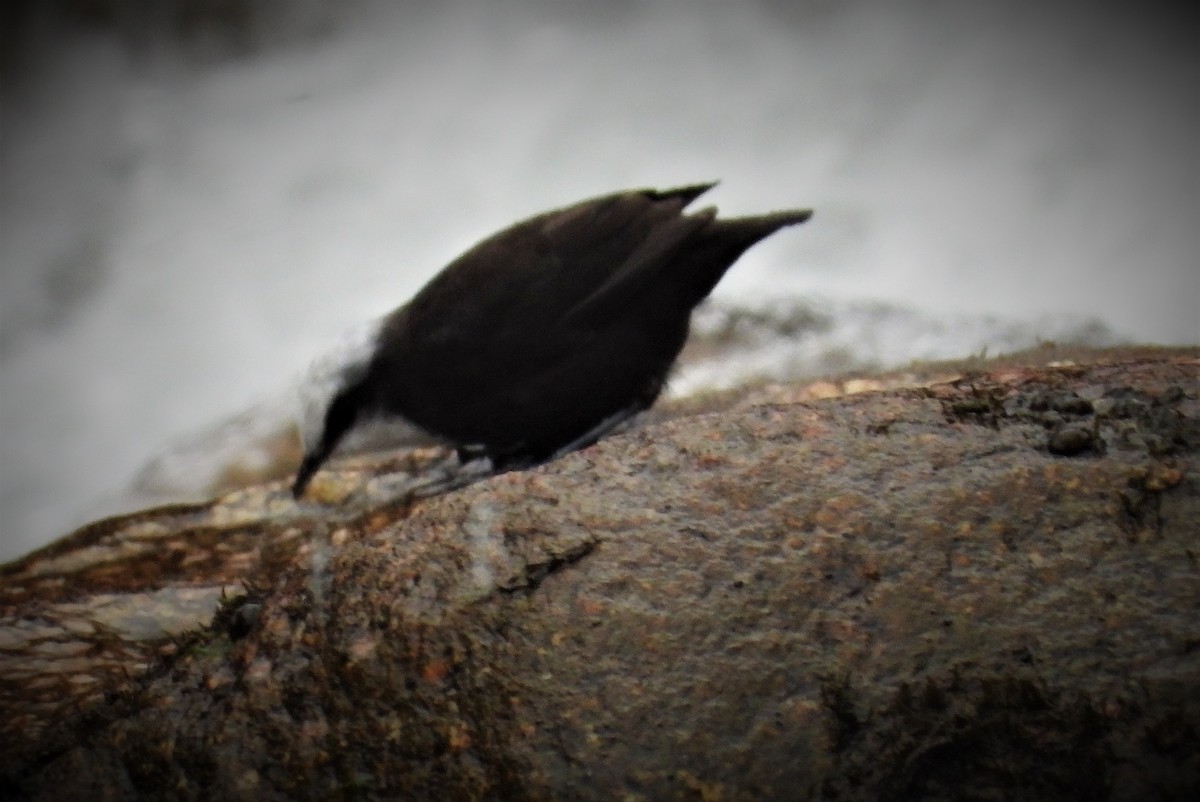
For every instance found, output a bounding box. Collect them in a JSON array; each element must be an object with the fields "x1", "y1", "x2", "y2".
[{"x1": 2, "y1": 353, "x2": 1198, "y2": 801}]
